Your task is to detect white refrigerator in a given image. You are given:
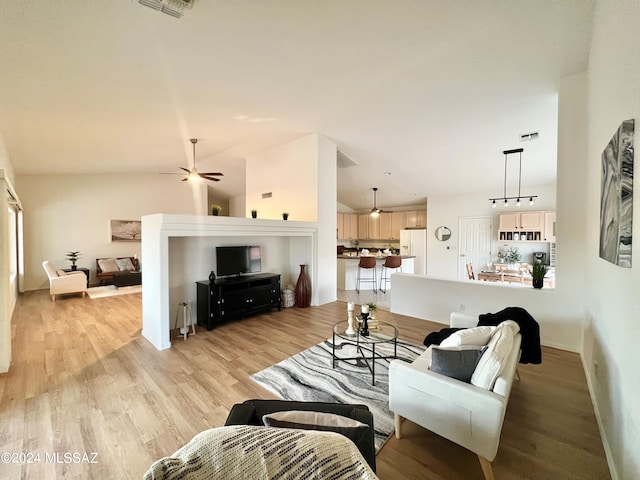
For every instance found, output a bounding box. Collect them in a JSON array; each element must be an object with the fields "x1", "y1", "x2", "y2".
[{"x1": 400, "y1": 229, "x2": 427, "y2": 275}]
